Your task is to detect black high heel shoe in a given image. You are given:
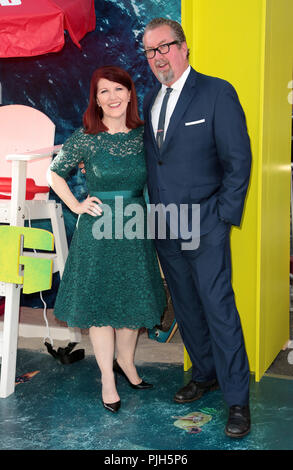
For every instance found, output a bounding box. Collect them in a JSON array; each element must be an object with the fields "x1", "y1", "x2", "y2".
[
  {"x1": 102, "y1": 399, "x2": 121, "y2": 413},
  {"x1": 113, "y1": 359, "x2": 153, "y2": 390}
]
